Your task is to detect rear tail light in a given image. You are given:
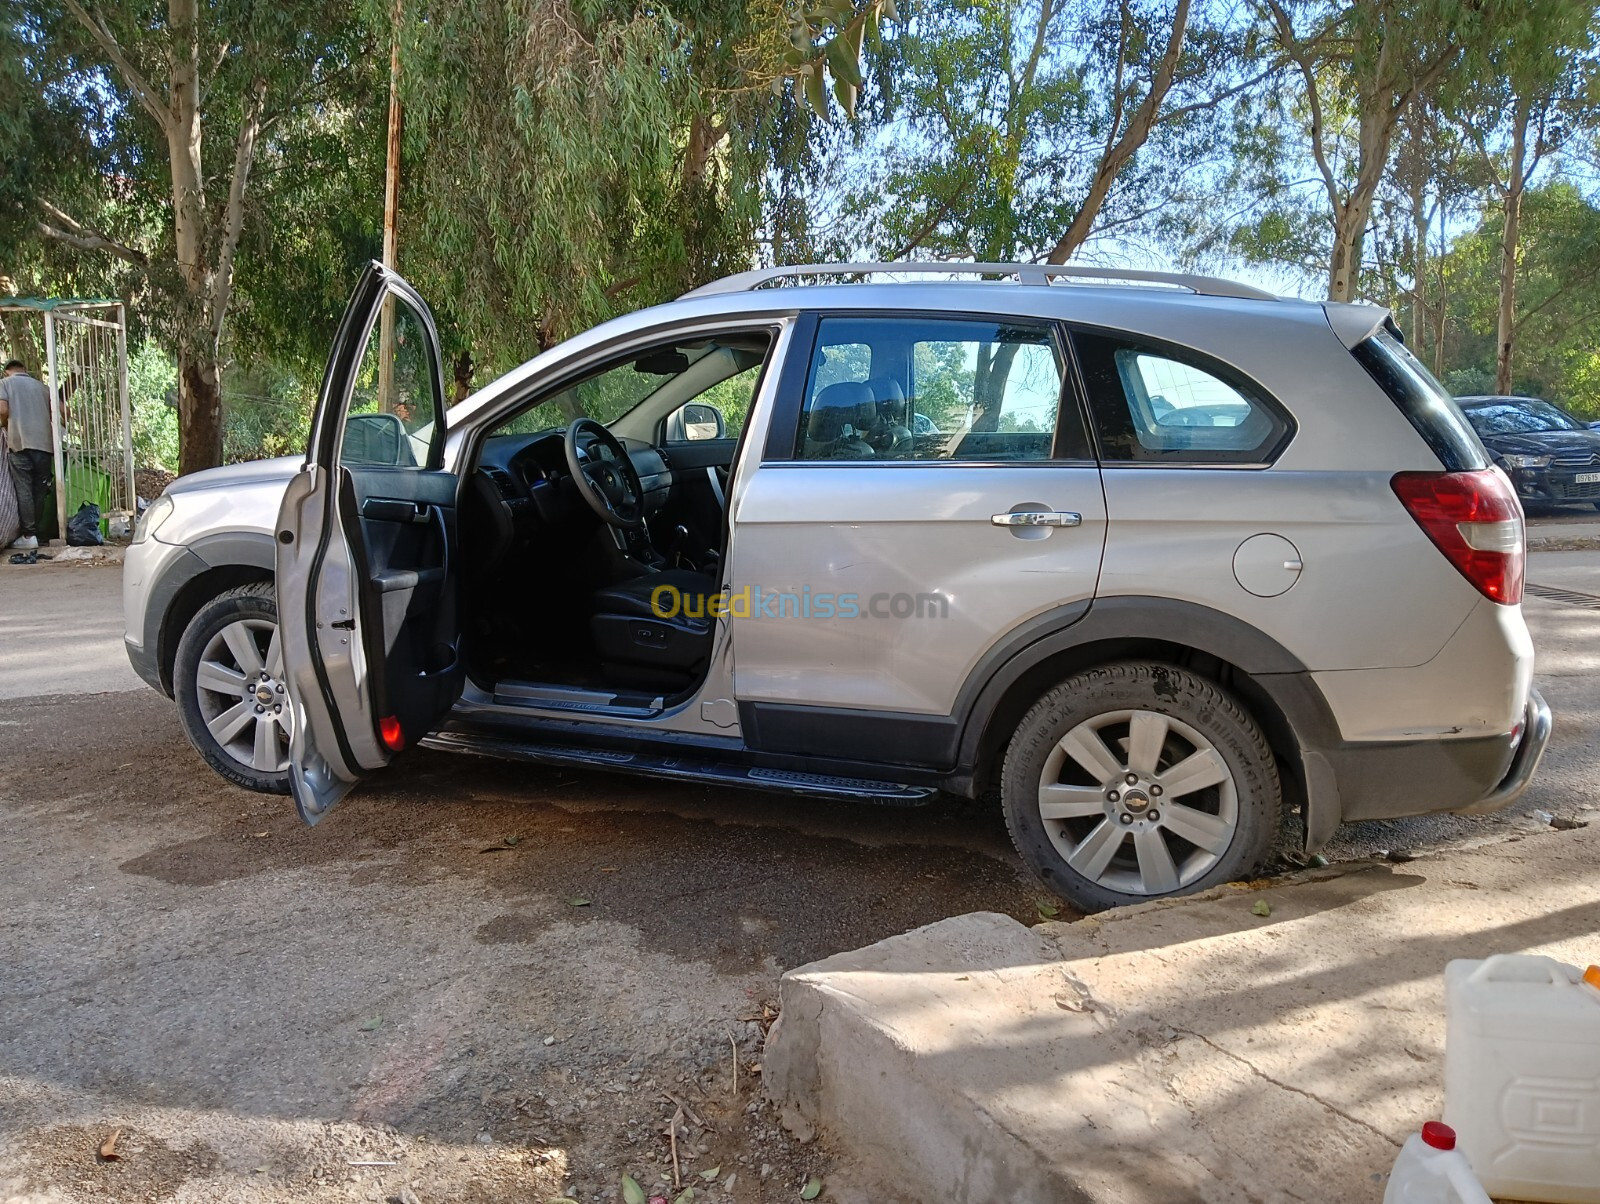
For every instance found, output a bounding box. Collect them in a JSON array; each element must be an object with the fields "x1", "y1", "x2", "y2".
[{"x1": 1392, "y1": 469, "x2": 1524, "y2": 604}]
